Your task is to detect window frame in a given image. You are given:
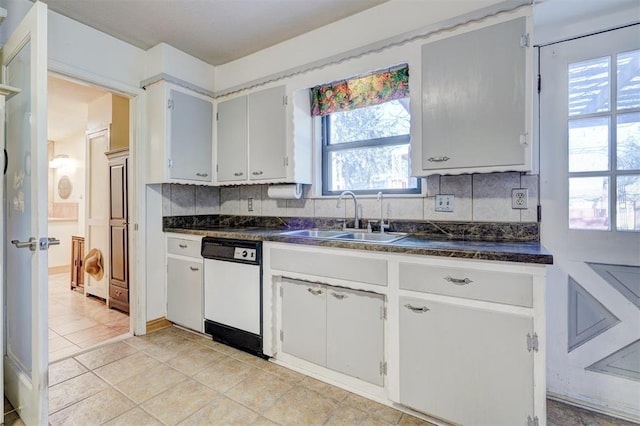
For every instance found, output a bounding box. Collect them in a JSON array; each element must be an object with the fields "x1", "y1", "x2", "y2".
[{"x1": 320, "y1": 108, "x2": 421, "y2": 196}]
